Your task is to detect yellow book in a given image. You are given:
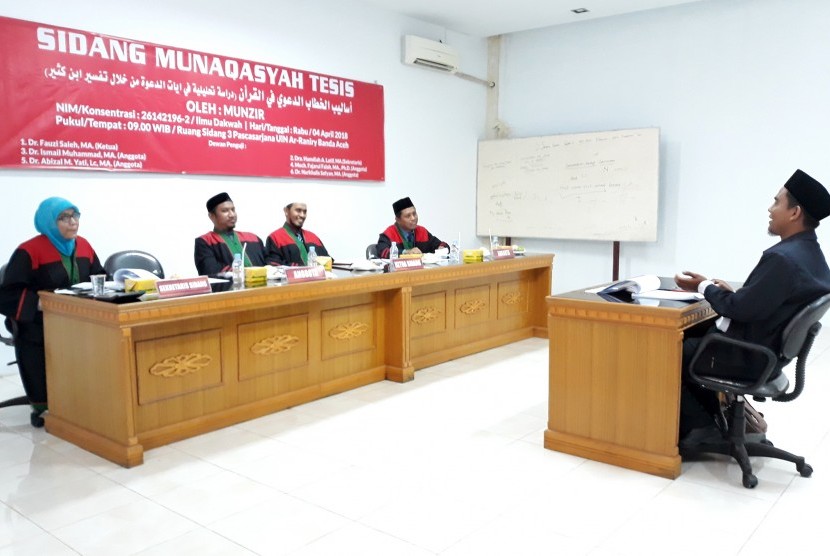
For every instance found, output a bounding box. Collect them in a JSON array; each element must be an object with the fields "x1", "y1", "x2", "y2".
[
  {"x1": 124, "y1": 277, "x2": 158, "y2": 293},
  {"x1": 462, "y1": 249, "x2": 484, "y2": 264},
  {"x1": 315, "y1": 256, "x2": 332, "y2": 271},
  {"x1": 244, "y1": 266, "x2": 267, "y2": 281}
]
